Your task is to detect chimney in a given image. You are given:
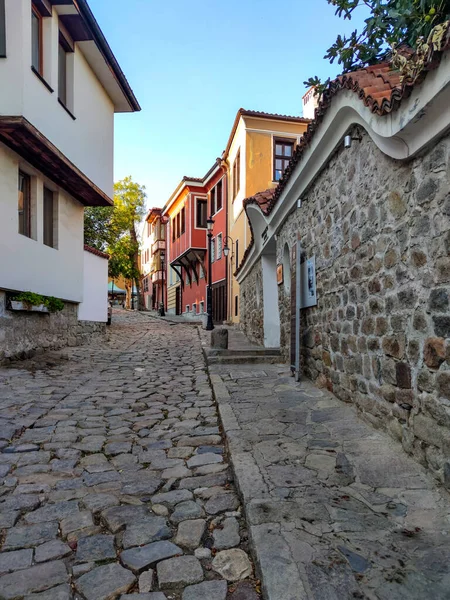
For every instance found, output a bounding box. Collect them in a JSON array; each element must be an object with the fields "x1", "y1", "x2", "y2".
[{"x1": 302, "y1": 87, "x2": 318, "y2": 120}]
